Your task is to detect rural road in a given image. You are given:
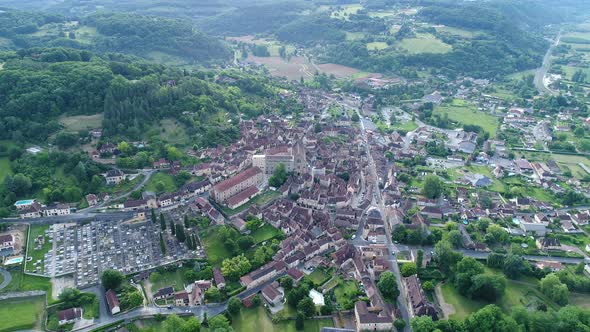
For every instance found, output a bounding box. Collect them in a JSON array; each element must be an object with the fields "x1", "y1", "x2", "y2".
[
  {"x1": 534, "y1": 31, "x2": 561, "y2": 95},
  {"x1": 0, "y1": 268, "x2": 11, "y2": 290}
]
